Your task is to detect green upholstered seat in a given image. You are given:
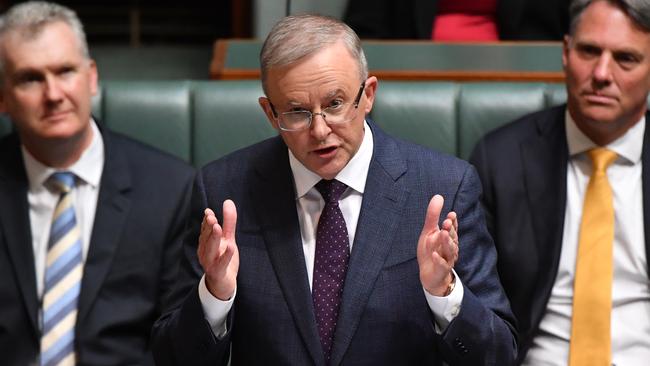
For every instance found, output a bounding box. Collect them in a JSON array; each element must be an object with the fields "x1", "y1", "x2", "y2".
[
  {"x1": 192, "y1": 80, "x2": 276, "y2": 167},
  {"x1": 2, "y1": 81, "x2": 648, "y2": 168},
  {"x1": 371, "y1": 81, "x2": 459, "y2": 155},
  {"x1": 100, "y1": 81, "x2": 192, "y2": 162},
  {"x1": 458, "y1": 83, "x2": 547, "y2": 159},
  {"x1": 544, "y1": 83, "x2": 568, "y2": 108}
]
